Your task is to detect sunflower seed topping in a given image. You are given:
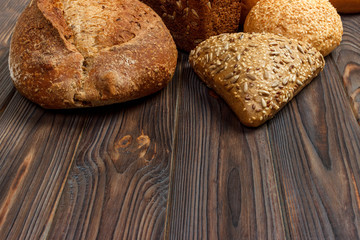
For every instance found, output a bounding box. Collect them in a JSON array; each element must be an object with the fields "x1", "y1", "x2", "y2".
[
  {"x1": 188, "y1": 32, "x2": 325, "y2": 127},
  {"x1": 247, "y1": 74, "x2": 256, "y2": 81},
  {"x1": 244, "y1": 82, "x2": 249, "y2": 93},
  {"x1": 261, "y1": 98, "x2": 267, "y2": 108},
  {"x1": 282, "y1": 78, "x2": 288, "y2": 85},
  {"x1": 224, "y1": 72, "x2": 234, "y2": 80},
  {"x1": 271, "y1": 81, "x2": 280, "y2": 88},
  {"x1": 259, "y1": 90, "x2": 270, "y2": 96}
]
